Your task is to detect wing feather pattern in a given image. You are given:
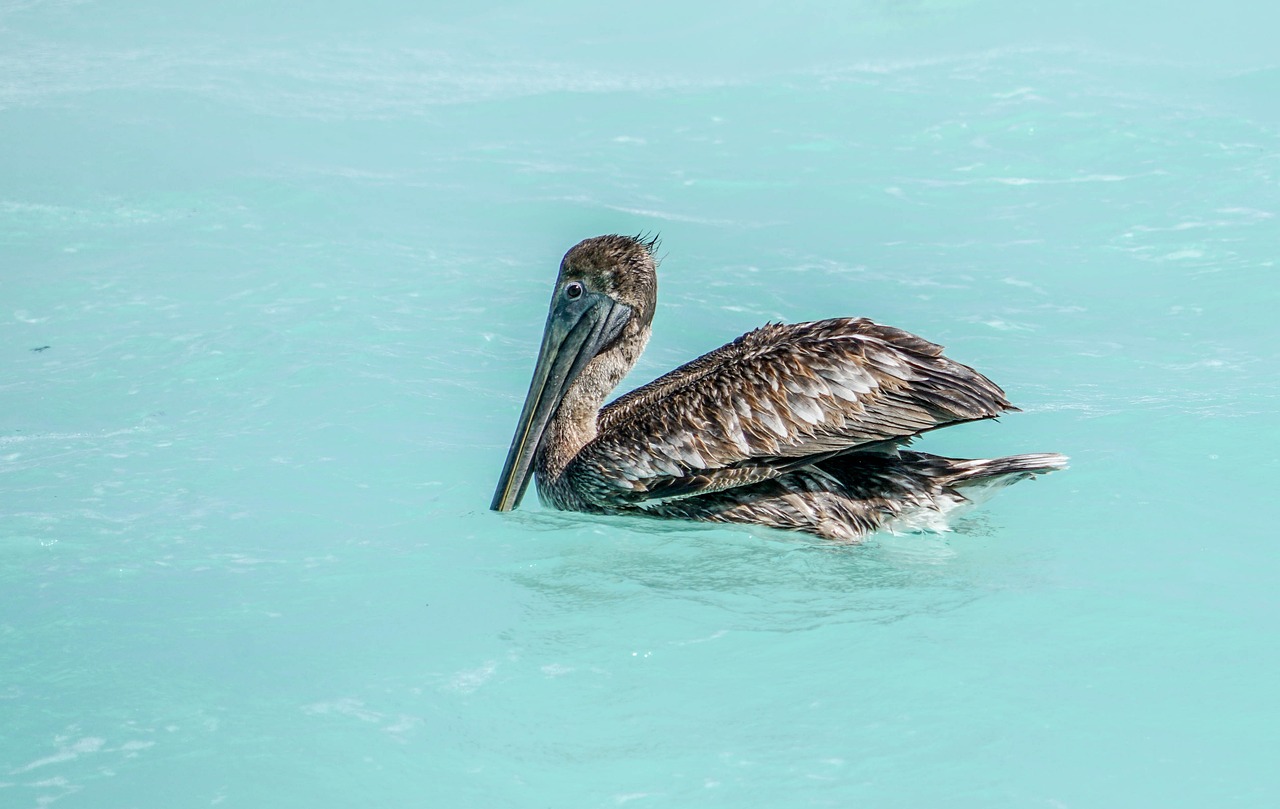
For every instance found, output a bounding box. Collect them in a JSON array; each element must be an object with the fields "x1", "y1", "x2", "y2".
[{"x1": 567, "y1": 318, "x2": 1014, "y2": 508}]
